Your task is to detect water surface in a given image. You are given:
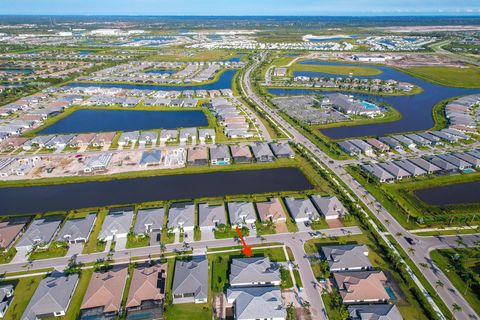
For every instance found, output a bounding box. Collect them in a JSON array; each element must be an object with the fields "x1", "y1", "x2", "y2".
[
  {"x1": 0, "y1": 168, "x2": 313, "y2": 215},
  {"x1": 414, "y1": 180, "x2": 480, "y2": 206},
  {"x1": 38, "y1": 109, "x2": 208, "y2": 134}
]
